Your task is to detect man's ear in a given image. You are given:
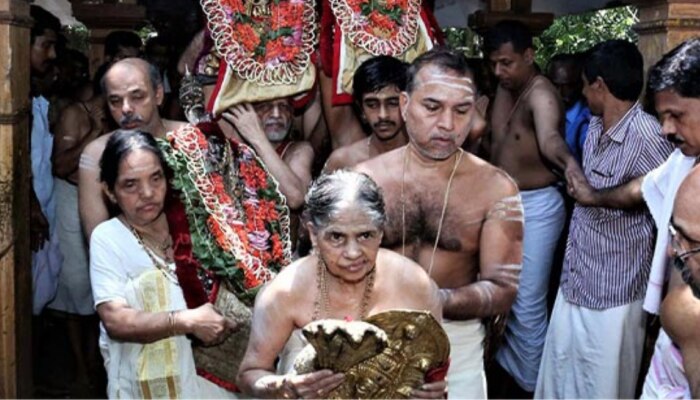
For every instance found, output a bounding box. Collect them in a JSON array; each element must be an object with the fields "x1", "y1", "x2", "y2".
[
  {"x1": 400, "y1": 91, "x2": 409, "y2": 121},
  {"x1": 595, "y1": 76, "x2": 608, "y2": 94},
  {"x1": 155, "y1": 83, "x2": 165, "y2": 106},
  {"x1": 524, "y1": 48, "x2": 535, "y2": 65}
]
